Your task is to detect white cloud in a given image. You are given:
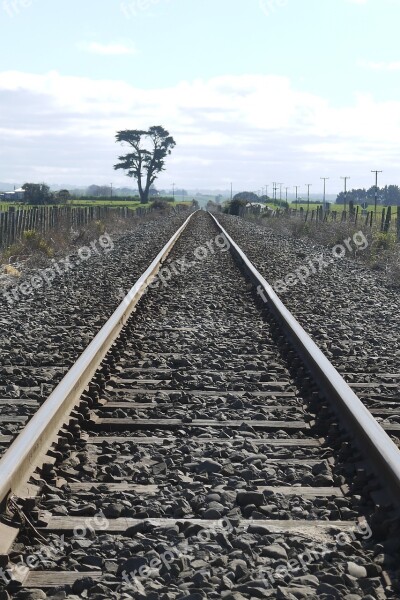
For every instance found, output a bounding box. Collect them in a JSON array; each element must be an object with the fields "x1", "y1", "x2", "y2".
[
  {"x1": 0, "y1": 70, "x2": 399, "y2": 189},
  {"x1": 78, "y1": 42, "x2": 137, "y2": 56},
  {"x1": 358, "y1": 58, "x2": 400, "y2": 71}
]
